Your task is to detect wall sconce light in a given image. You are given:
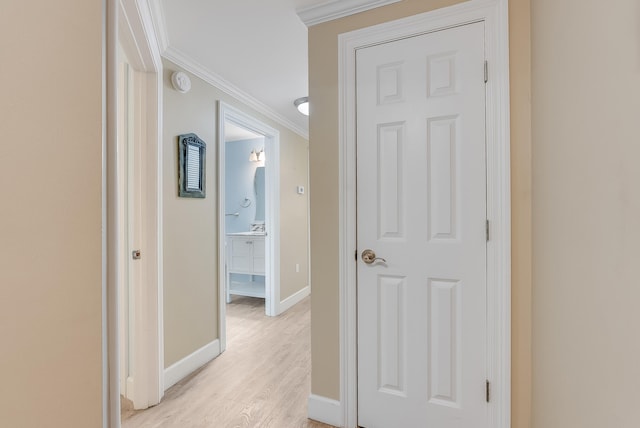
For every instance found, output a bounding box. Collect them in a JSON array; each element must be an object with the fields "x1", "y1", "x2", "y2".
[
  {"x1": 294, "y1": 97, "x2": 309, "y2": 116},
  {"x1": 249, "y1": 148, "x2": 265, "y2": 162}
]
